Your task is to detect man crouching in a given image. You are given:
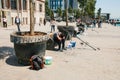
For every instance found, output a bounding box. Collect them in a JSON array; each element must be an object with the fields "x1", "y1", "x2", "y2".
[{"x1": 53, "y1": 32, "x2": 66, "y2": 52}]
